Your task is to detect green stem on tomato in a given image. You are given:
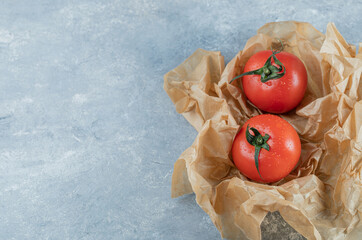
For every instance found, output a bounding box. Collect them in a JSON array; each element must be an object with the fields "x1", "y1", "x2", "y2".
[
  {"x1": 245, "y1": 125, "x2": 270, "y2": 180},
  {"x1": 230, "y1": 40, "x2": 286, "y2": 84}
]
